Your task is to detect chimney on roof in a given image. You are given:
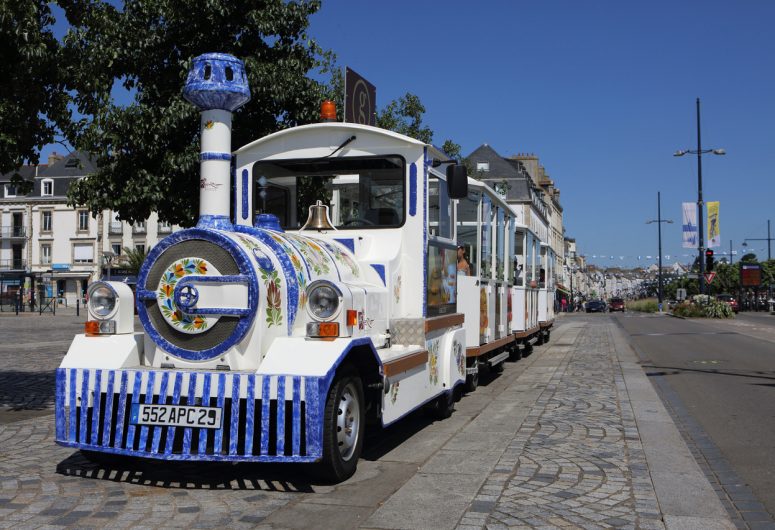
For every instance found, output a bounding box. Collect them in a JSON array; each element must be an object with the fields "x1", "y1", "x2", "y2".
[{"x1": 48, "y1": 152, "x2": 64, "y2": 166}]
